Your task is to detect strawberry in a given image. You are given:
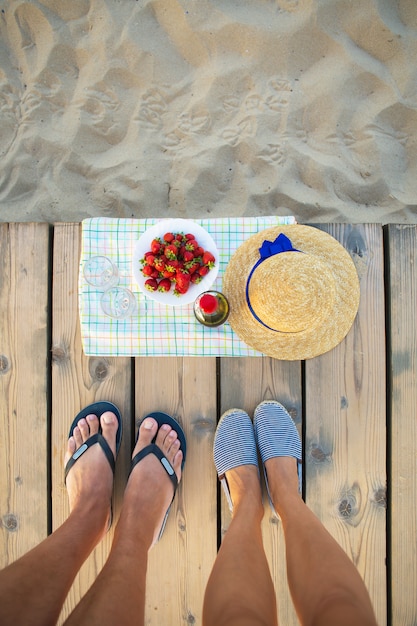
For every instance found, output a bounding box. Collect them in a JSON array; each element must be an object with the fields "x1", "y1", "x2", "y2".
[
  {"x1": 185, "y1": 239, "x2": 198, "y2": 252},
  {"x1": 199, "y1": 265, "x2": 209, "y2": 277},
  {"x1": 203, "y1": 251, "x2": 215, "y2": 267},
  {"x1": 190, "y1": 273, "x2": 202, "y2": 284},
  {"x1": 163, "y1": 232, "x2": 175, "y2": 243},
  {"x1": 162, "y1": 267, "x2": 175, "y2": 278},
  {"x1": 143, "y1": 252, "x2": 156, "y2": 265},
  {"x1": 153, "y1": 256, "x2": 166, "y2": 273},
  {"x1": 185, "y1": 233, "x2": 195, "y2": 240},
  {"x1": 142, "y1": 264, "x2": 154, "y2": 276},
  {"x1": 158, "y1": 278, "x2": 172, "y2": 292},
  {"x1": 145, "y1": 278, "x2": 158, "y2": 291},
  {"x1": 194, "y1": 246, "x2": 205, "y2": 257},
  {"x1": 165, "y1": 244, "x2": 178, "y2": 260},
  {"x1": 175, "y1": 270, "x2": 191, "y2": 294},
  {"x1": 151, "y1": 239, "x2": 162, "y2": 254},
  {"x1": 183, "y1": 250, "x2": 194, "y2": 263},
  {"x1": 187, "y1": 261, "x2": 200, "y2": 274}
]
